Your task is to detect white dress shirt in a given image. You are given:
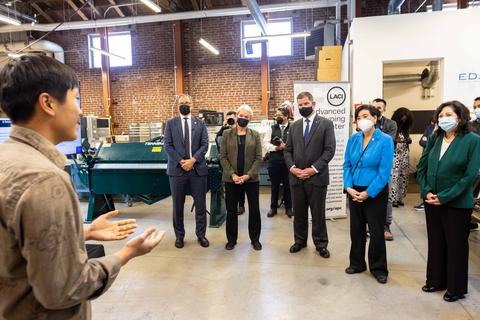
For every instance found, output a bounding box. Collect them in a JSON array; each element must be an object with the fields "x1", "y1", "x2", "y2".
[
  {"x1": 262, "y1": 123, "x2": 288, "y2": 152},
  {"x1": 180, "y1": 114, "x2": 193, "y2": 158}
]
